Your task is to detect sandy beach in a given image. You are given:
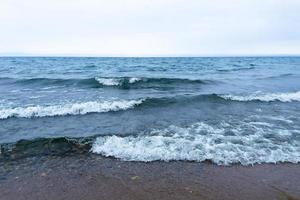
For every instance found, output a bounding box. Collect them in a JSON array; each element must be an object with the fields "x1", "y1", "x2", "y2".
[{"x1": 1, "y1": 154, "x2": 300, "y2": 200}]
